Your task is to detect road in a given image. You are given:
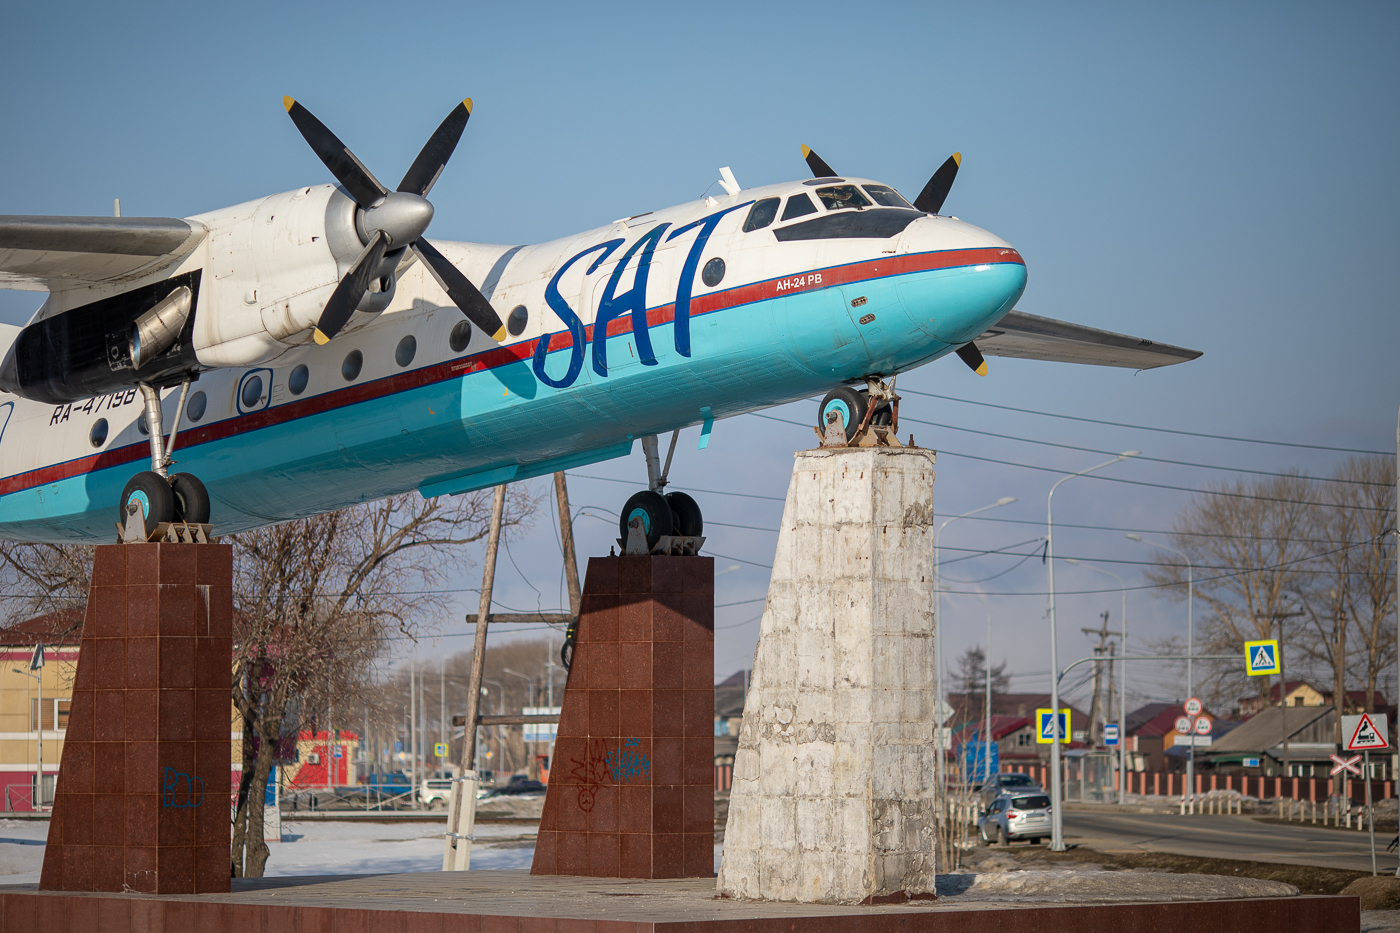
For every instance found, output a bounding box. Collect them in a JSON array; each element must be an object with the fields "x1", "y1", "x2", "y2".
[{"x1": 1063, "y1": 810, "x2": 1394, "y2": 873}]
